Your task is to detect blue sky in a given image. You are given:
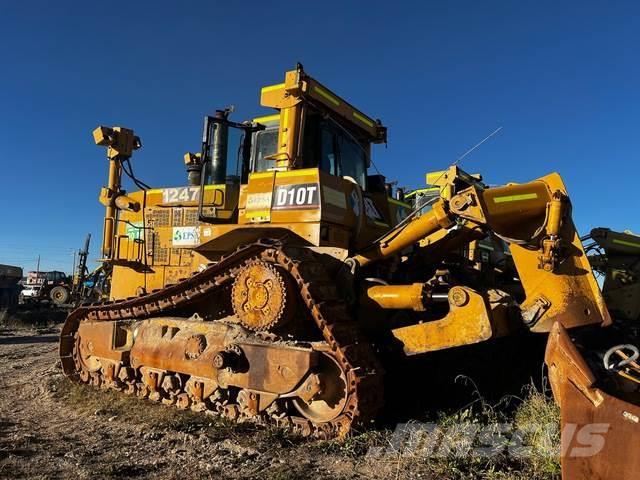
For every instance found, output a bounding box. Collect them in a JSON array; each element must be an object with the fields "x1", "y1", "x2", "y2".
[{"x1": 1, "y1": 1, "x2": 638, "y2": 273}]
